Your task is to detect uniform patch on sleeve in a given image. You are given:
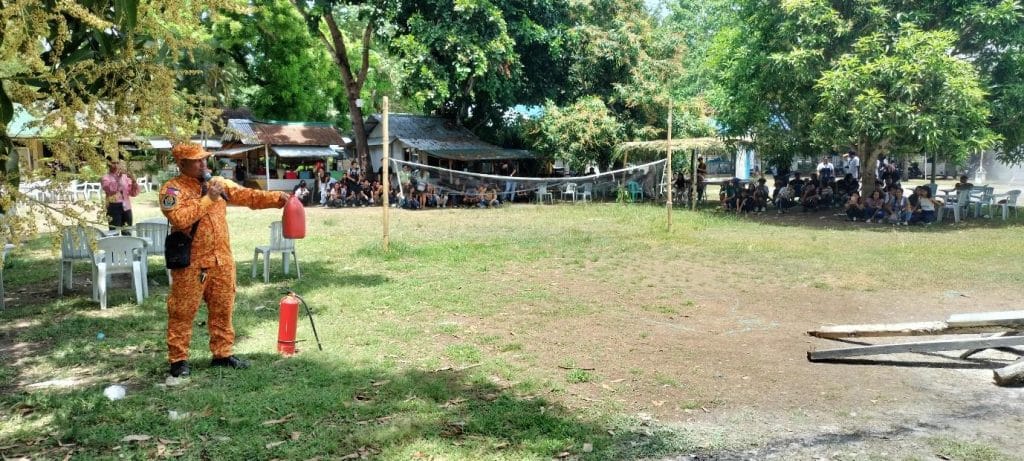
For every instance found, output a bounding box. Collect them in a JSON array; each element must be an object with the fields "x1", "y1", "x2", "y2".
[
  {"x1": 160, "y1": 194, "x2": 177, "y2": 209},
  {"x1": 166, "y1": 187, "x2": 179, "y2": 196}
]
